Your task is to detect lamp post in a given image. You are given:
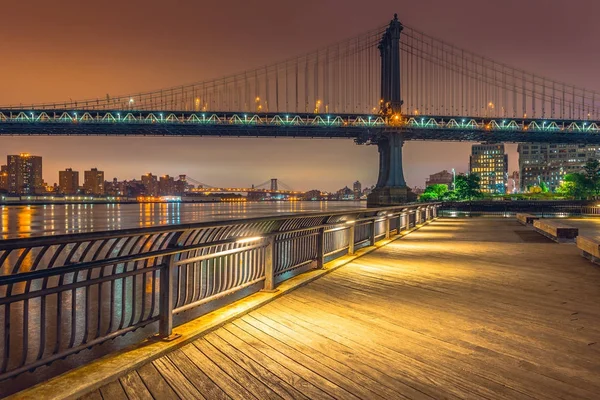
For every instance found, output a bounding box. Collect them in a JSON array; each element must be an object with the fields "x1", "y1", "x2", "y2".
[{"x1": 452, "y1": 168, "x2": 456, "y2": 190}]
